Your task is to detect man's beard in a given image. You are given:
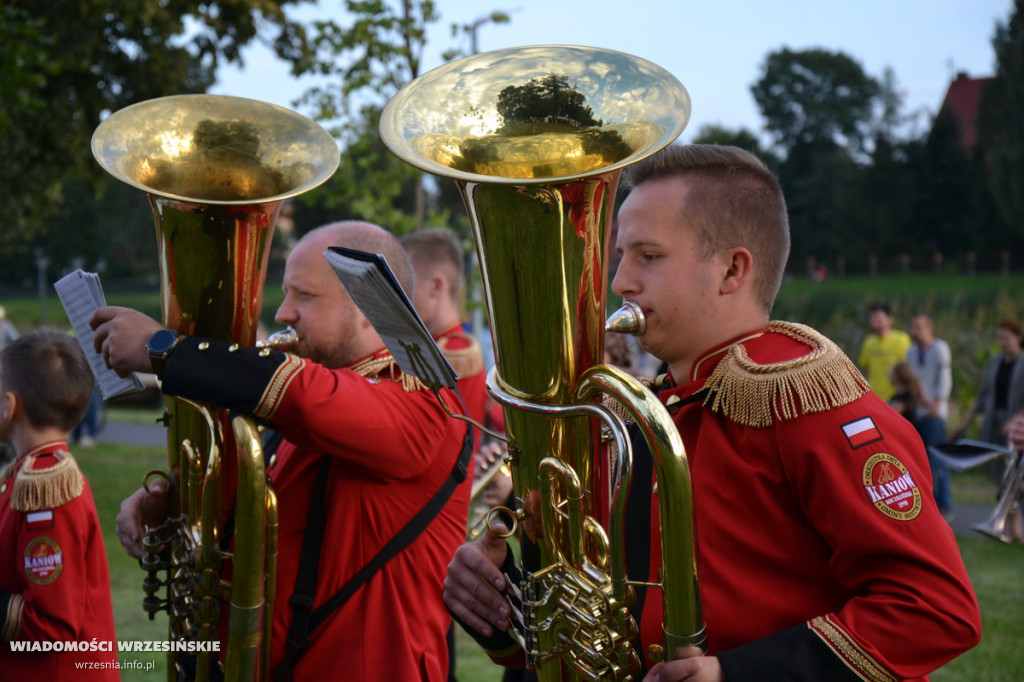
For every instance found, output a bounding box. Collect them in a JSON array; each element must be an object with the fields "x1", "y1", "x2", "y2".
[{"x1": 305, "y1": 318, "x2": 361, "y2": 370}]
